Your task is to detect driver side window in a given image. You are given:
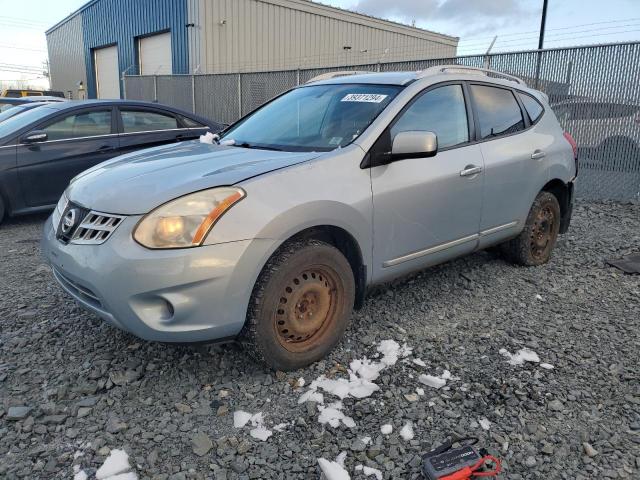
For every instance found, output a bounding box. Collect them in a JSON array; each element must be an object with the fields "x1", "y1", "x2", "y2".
[{"x1": 391, "y1": 84, "x2": 469, "y2": 149}]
